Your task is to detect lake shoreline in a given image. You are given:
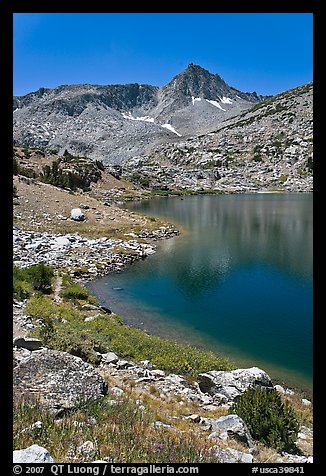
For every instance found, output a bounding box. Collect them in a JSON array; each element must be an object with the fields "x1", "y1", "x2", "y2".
[{"x1": 85, "y1": 193, "x2": 313, "y2": 399}]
